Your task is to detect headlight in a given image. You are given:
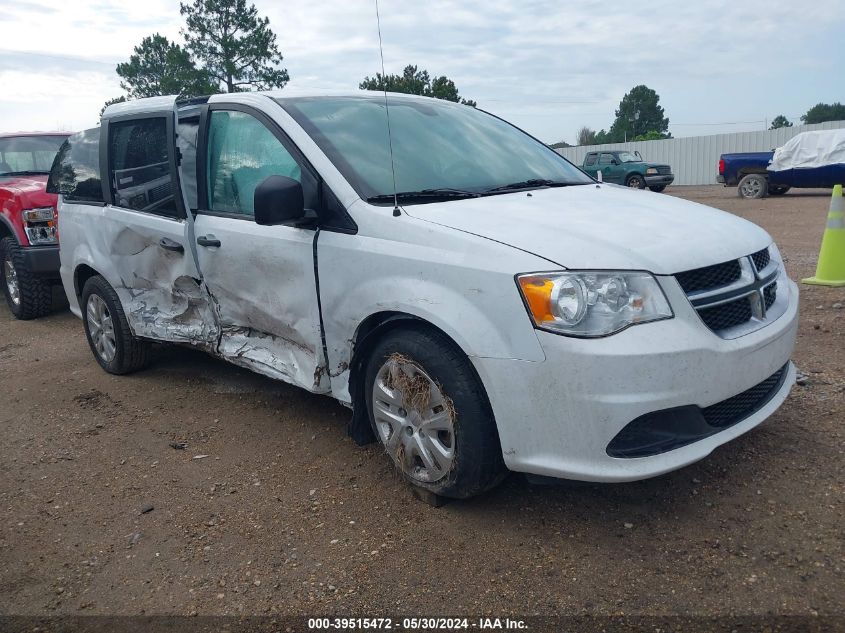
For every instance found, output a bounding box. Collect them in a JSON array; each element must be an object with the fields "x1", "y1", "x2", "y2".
[
  {"x1": 21, "y1": 207, "x2": 58, "y2": 245},
  {"x1": 646, "y1": 167, "x2": 658, "y2": 175},
  {"x1": 517, "y1": 271, "x2": 673, "y2": 337}
]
